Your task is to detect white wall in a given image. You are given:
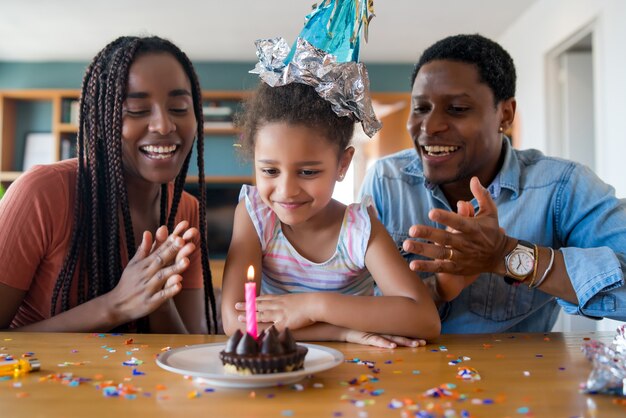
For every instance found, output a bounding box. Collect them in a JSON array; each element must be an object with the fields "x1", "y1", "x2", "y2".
[{"x1": 499, "y1": 0, "x2": 626, "y2": 197}]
